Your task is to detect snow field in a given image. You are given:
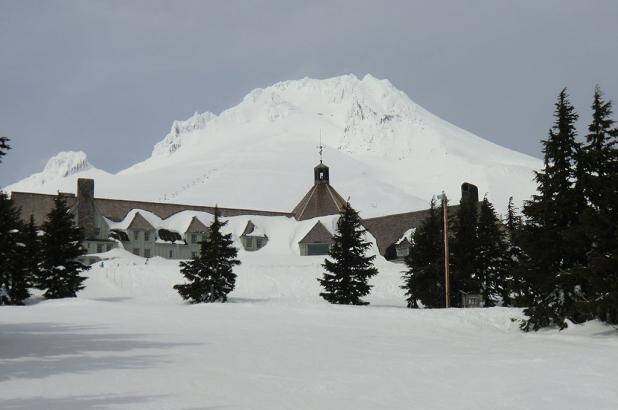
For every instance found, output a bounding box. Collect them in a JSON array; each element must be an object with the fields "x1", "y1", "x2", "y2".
[{"x1": 1, "y1": 253, "x2": 617, "y2": 410}]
